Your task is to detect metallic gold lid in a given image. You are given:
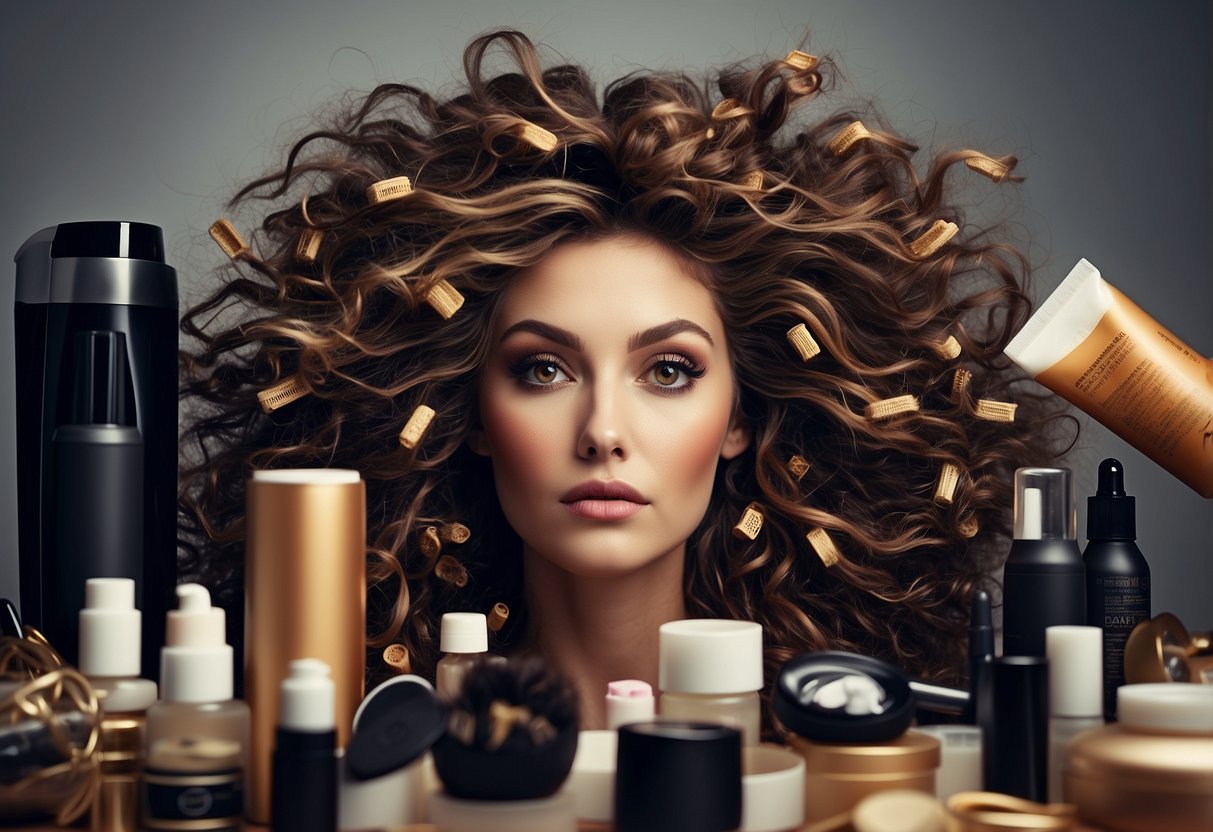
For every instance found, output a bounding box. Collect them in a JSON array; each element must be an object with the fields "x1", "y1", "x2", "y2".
[{"x1": 786, "y1": 729, "x2": 940, "y2": 775}]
